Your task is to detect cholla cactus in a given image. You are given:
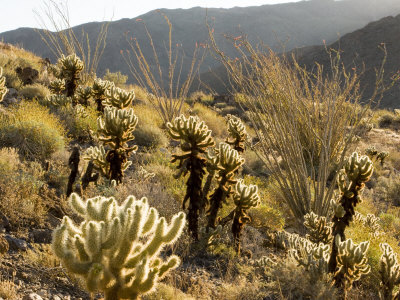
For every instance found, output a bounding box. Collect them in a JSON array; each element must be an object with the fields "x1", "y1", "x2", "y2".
[
  {"x1": 379, "y1": 243, "x2": 400, "y2": 300},
  {"x1": 365, "y1": 146, "x2": 378, "y2": 159},
  {"x1": 92, "y1": 78, "x2": 115, "y2": 112},
  {"x1": 334, "y1": 236, "x2": 370, "y2": 298},
  {"x1": 328, "y1": 152, "x2": 373, "y2": 274},
  {"x1": 354, "y1": 212, "x2": 382, "y2": 235},
  {"x1": 0, "y1": 67, "x2": 8, "y2": 102},
  {"x1": 289, "y1": 241, "x2": 330, "y2": 280},
  {"x1": 76, "y1": 86, "x2": 92, "y2": 106},
  {"x1": 225, "y1": 114, "x2": 247, "y2": 153},
  {"x1": 136, "y1": 166, "x2": 155, "y2": 182},
  {"x1": 49, "y1": 78, "x2": 66, "y2": 95},
  {"x1": 52, "y1": 193, "x2": 186, "y2": 300},
  {"x1": 57, "y1": 54, "x2": 84, "y2": 98},
  {"x1": 304, "y1": 211, "x2": 333, "y2": 244},
  {"x1": 167, "y1": 115, "x2": 214, "y2": 240},
  {"x1": 377, "y1": 151, "x2": 389, "y2": 166},
  {"x1": 231, "y1": 180, "x2": 260, "y2": 254},
  {"x1": 206, "y1": 143, "x2": 245, "y2": 230},
  {"x1": 103, "y1": 86, "x2": 135, "y2": 109},
  {"x1": 46, "y1": 94, "x2": 72, "y2": 107}
]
